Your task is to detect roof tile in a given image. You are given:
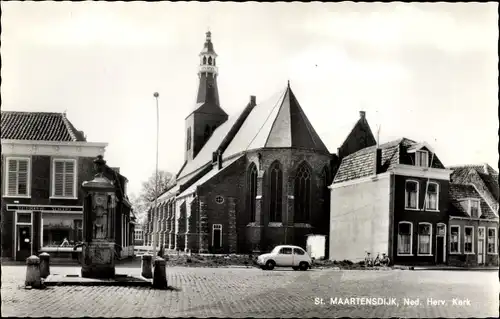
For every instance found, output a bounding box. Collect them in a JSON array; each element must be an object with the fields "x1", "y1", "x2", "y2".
[{"x1": 1, "y1": 111, "x2": 86, "y2": 142}]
